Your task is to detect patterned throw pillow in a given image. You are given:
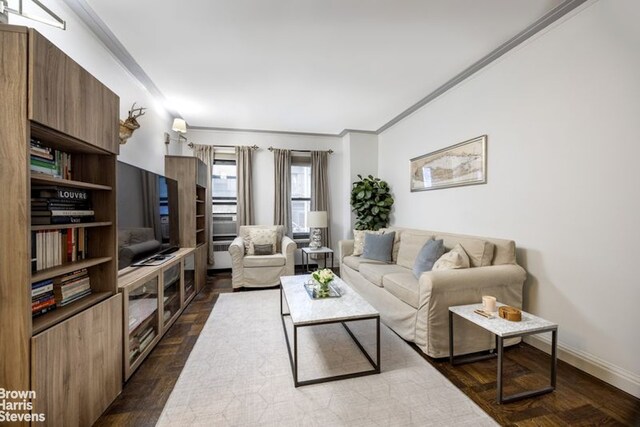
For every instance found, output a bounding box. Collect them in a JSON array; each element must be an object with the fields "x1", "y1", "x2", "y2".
[
  {"x1": 353, "y1": 229, "x2": 383, "y2": 256},
  {"x1": 248, "y1": 228, "x2": 277, "y2": 255},
  {"x1": 433, "y1": 244, "x2": 471, "y2": 271}
]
